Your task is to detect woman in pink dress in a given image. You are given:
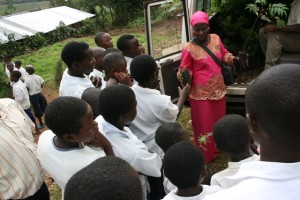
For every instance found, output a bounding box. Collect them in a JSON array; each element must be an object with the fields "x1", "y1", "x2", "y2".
[{"x1": 178, "y1": 11, "x2": 237, "y2": 163}]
